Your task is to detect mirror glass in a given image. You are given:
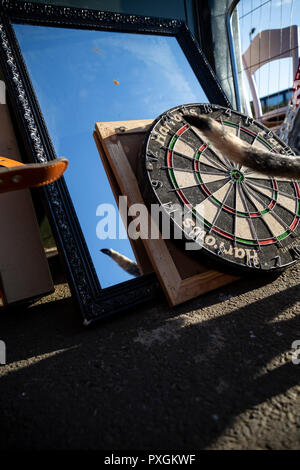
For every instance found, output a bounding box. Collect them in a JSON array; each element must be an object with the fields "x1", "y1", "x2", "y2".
[{"x1": 13, "y1": 24, "x2": 209, "y2": 288}]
